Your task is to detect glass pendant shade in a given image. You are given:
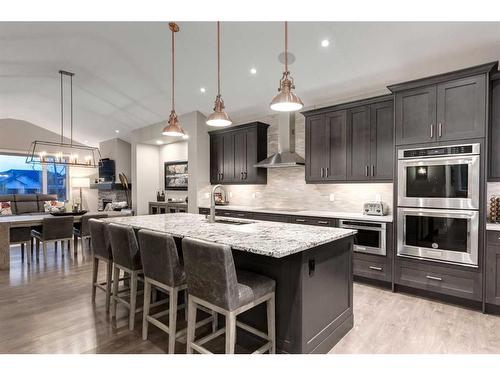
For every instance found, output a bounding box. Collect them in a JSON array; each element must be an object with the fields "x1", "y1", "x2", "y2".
[
  {"x1": 162, "y1": 110, "x2": 185, "y2": 137},
  {"x1": 206, "y1": 95, "x2": 232, "y2": 127}
]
